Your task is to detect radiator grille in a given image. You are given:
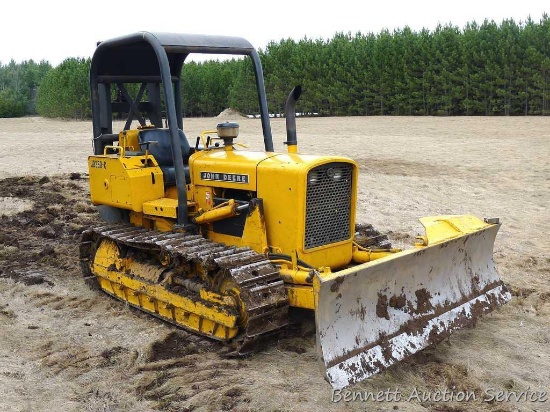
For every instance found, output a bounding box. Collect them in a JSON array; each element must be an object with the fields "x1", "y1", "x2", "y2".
[{"x1": 304, "y1": 162, "x2": 353, "y2": 249}]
